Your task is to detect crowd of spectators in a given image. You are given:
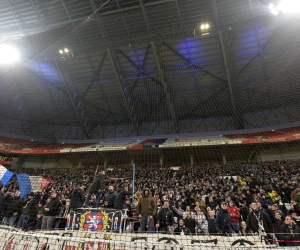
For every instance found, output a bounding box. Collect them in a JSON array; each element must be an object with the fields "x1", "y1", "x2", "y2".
[{"x1": 1, "y1": 160, "x2": 300, "y2": 245}]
